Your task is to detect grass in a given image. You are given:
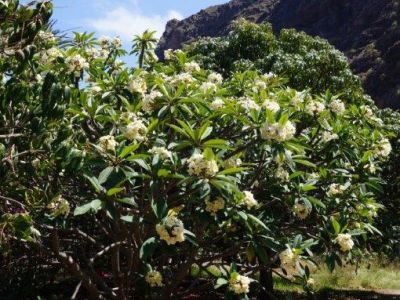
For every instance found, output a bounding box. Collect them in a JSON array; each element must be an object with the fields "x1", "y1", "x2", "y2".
[{"x1": 274, "y1": 259, "x2": 400, "y2": 292}]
